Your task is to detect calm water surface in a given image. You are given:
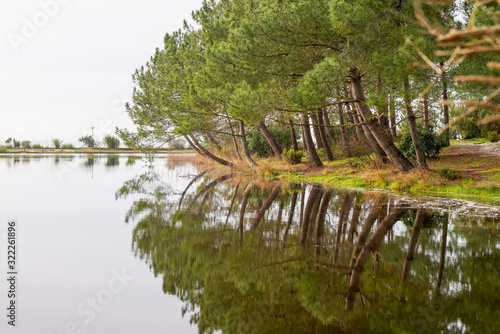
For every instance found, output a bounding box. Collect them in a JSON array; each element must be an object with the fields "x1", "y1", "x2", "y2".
[{"x1": 1, "y1": 154, "x2": 499, "y2": 333}]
